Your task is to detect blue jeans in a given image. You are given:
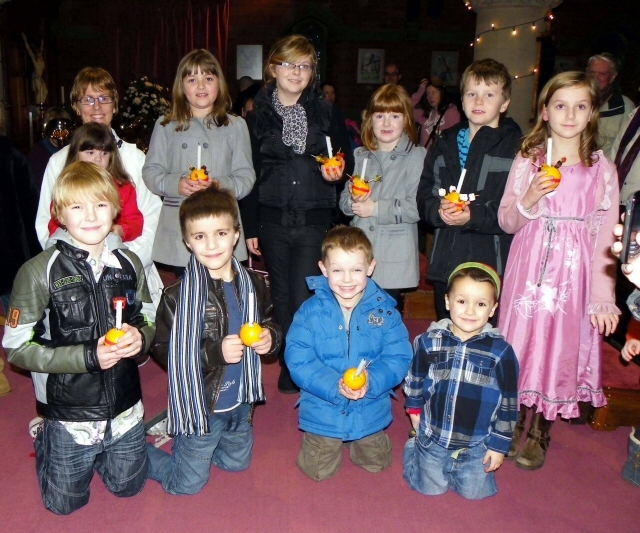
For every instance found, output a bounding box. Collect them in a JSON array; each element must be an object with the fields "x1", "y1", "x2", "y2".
[
  {"x1": 147, "y1": 403, "x2": 253, "y2": 495},
  {"x1": 35, "y1": 419, "x2": 148, "y2": 515},
  {"x1": 403, "y1": 436, "x2": 498, "y2": 500}
]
